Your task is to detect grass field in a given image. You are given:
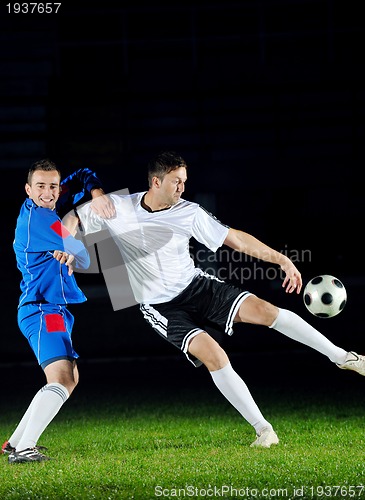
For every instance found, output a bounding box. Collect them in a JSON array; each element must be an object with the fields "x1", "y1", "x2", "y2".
[{"x1": 1, "y1": 351, "x2": 365, "y2": 500}]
